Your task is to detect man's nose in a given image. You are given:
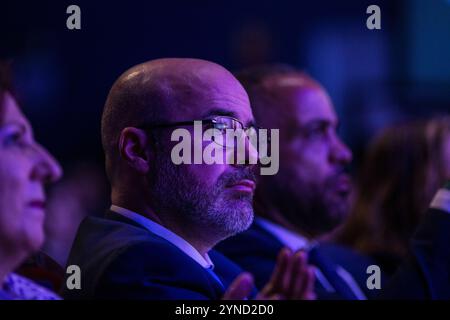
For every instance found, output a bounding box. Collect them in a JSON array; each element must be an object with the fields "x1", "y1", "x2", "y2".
[
  {"x1": 229, "y1": 131, "x2": 259, "y2": 167},
  {"x1": 330, "y1": 135, "x2": 352, "y2": 165},
  {"x1": 246, "y1": 135, "x2": 259, "y2": 165},
  {"x1": 31, "y1": 144, "x2": 63, "y2": 183}
]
